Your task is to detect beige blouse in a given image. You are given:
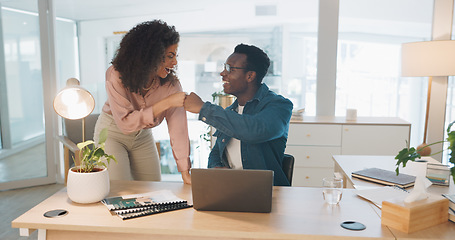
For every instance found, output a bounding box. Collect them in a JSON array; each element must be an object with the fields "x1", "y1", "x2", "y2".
[{"x1": 101, "y1": 65, "x2": 190, "y2": 172}]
